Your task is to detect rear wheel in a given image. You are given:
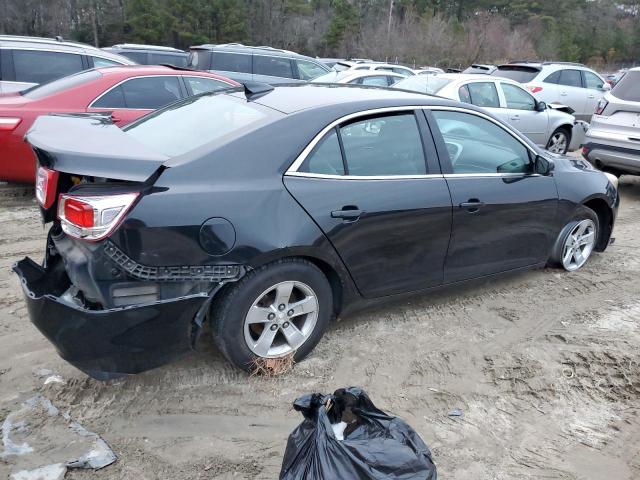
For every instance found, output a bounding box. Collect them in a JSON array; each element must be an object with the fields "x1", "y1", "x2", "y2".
[
  {"x1": 550, "y1": 206, "x2": 599, "y2": 272},
  {"x1": 546, "y1": 128, "x2": 571, "y2": 155},
  {"x1": 211, "y1": 258, "x2": 332, "y2": 371}
]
